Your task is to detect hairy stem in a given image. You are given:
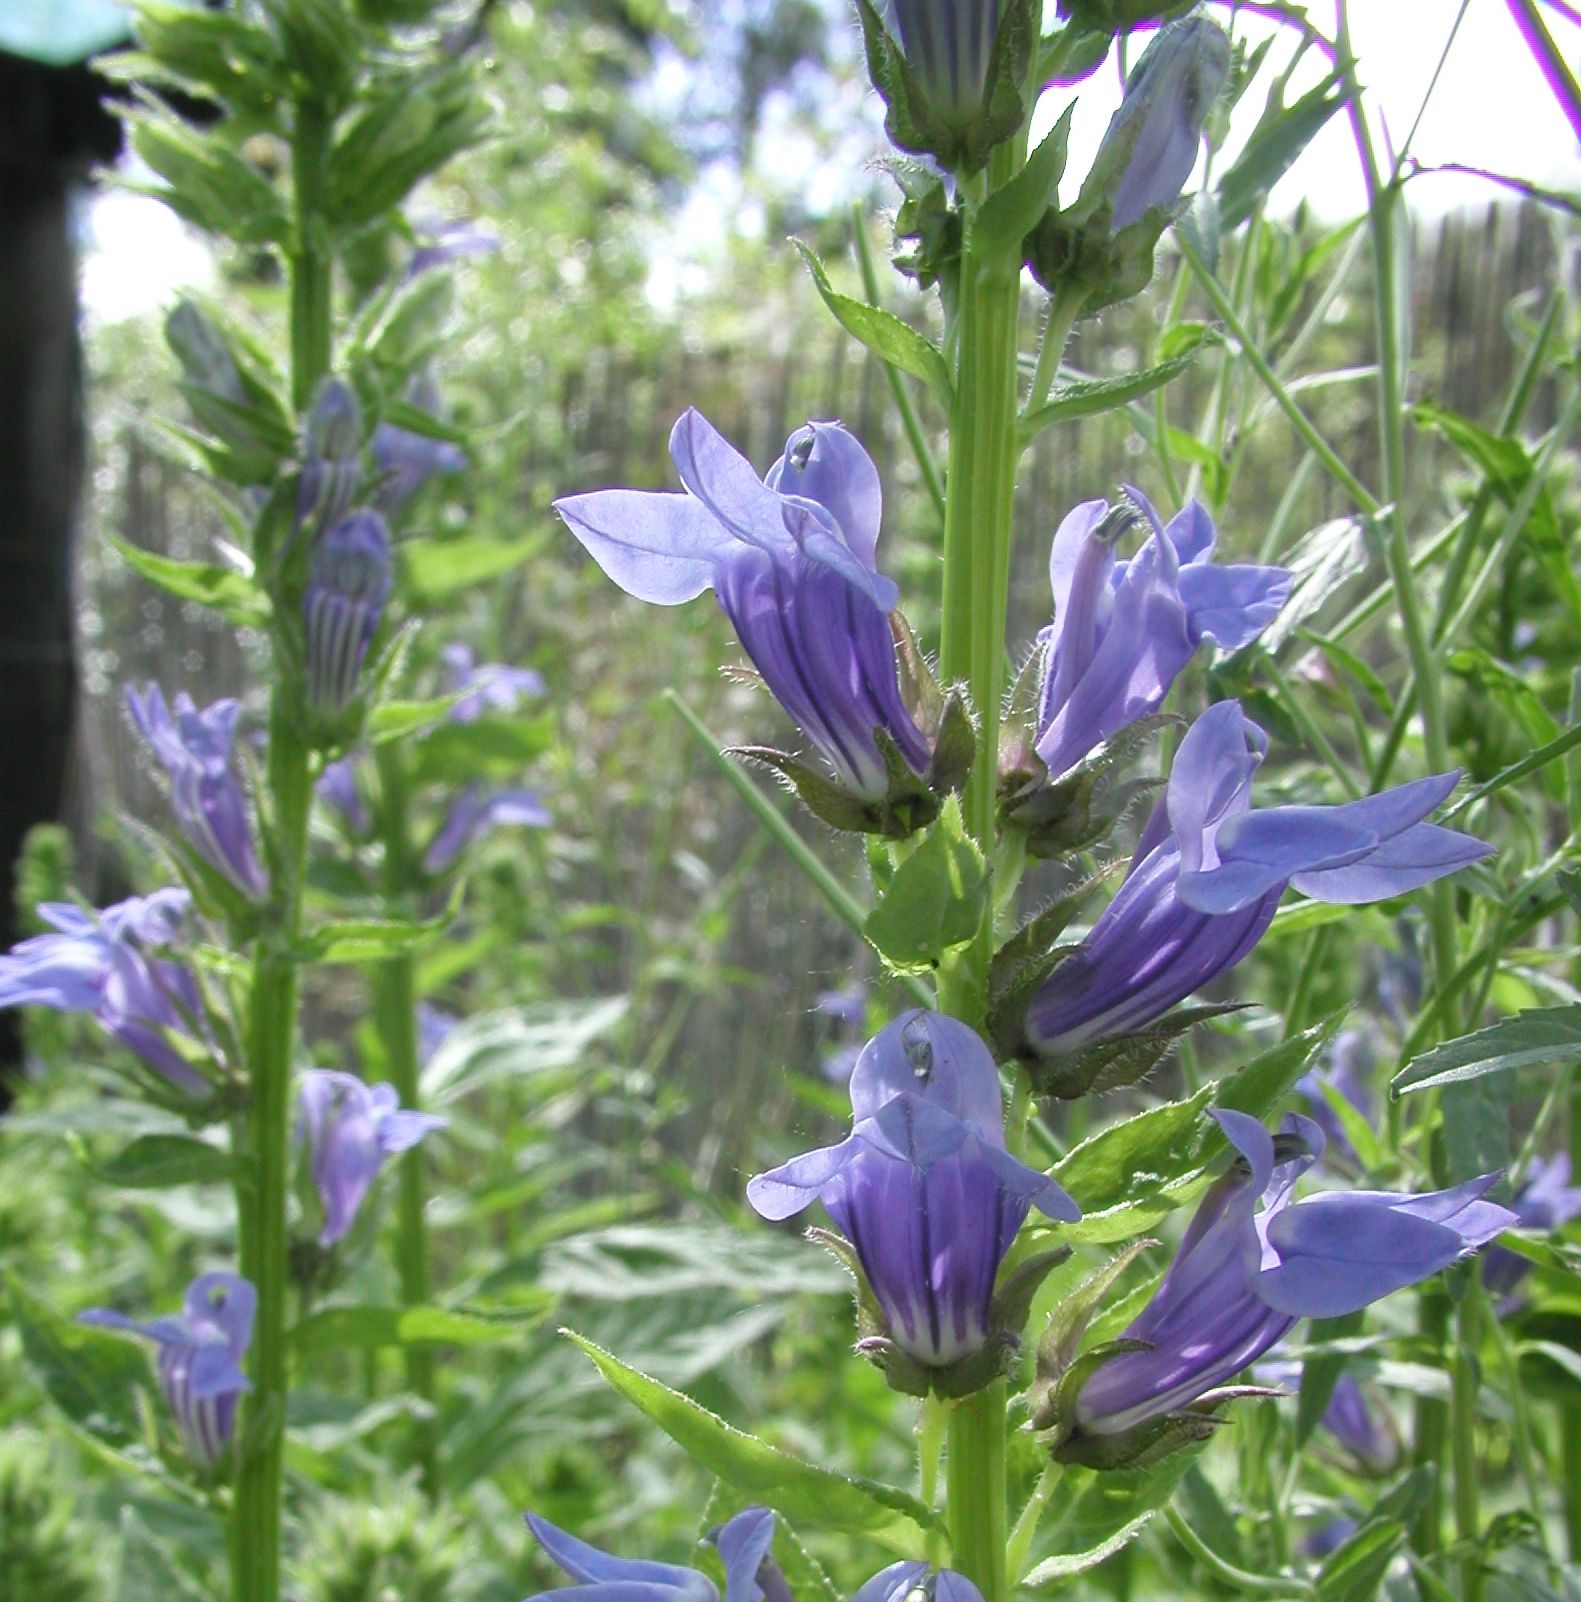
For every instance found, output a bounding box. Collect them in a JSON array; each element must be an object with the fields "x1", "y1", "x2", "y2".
[{"x1": 948, "y1": 1384, "x2": 1009, "y2": 1602}]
